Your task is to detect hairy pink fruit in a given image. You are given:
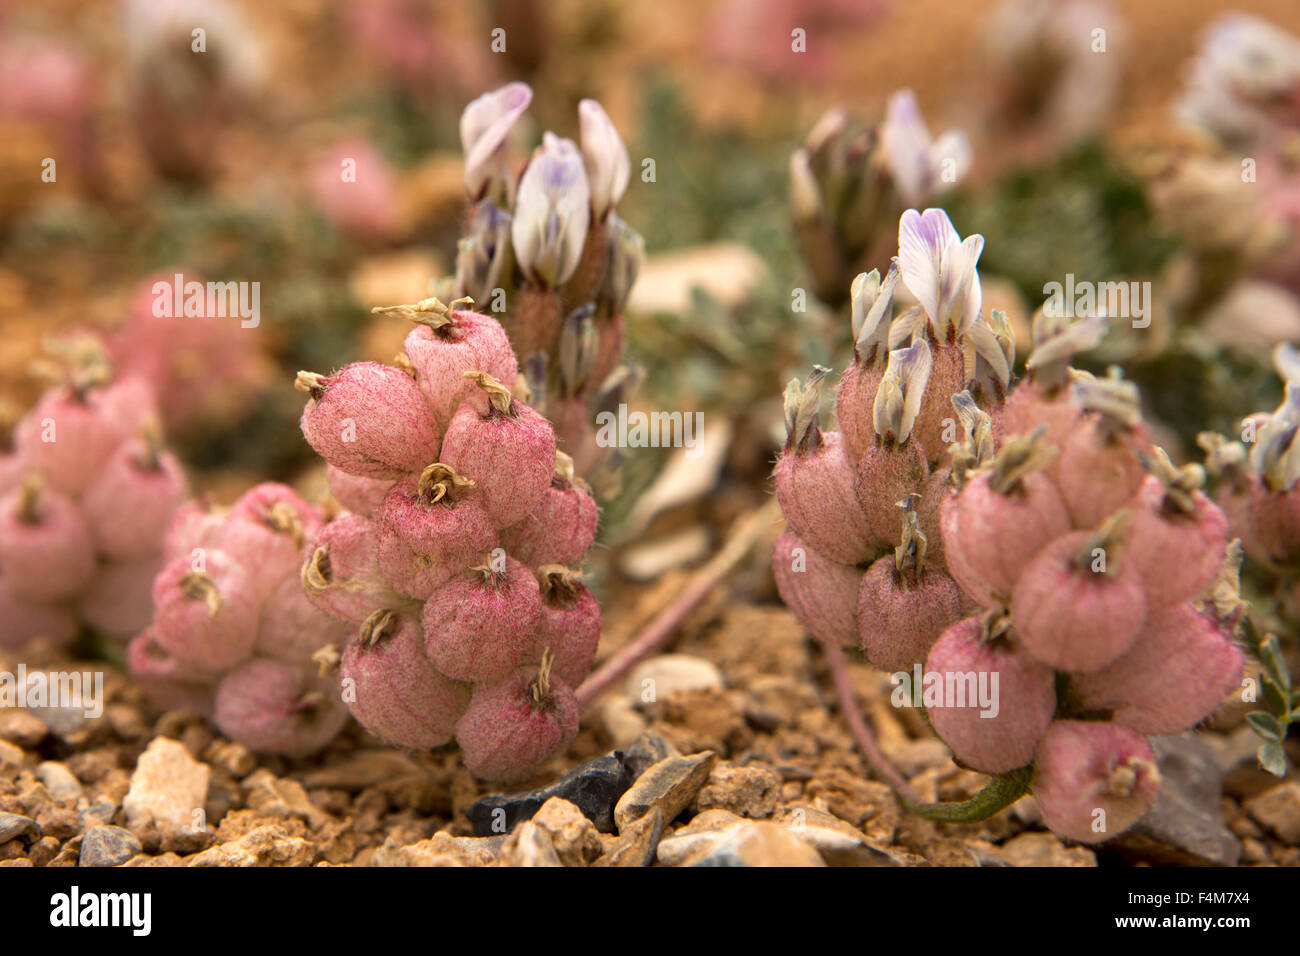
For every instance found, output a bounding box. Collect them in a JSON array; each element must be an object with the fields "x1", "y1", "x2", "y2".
[
  {"x1": 13, "y1": 387, "x2": 127, "y2": 496},
  {"x1": 771, "y1": 530, "x2": 861, "y2": 648},
  {"x1": 941, "y1": 442, "x2": 1069, "y2": 599},
  {"x1": 340, "y1": 611, "x2": 469, "y2": 749},
  {"x1": 1126, "y1": 473, "x2": 1228, "y2": 607},
  {"x1": 376, "y1": 467, "x2": 497, "y2": 598},
  {"x1": 151, "y1": 550, "x2": 259, "y2": 671},
  {"x1": 0, "y1": 476, "x2": 95, "y2": 602},
  {"x1": 421, "y1": 557, "x2": 541, "y2": 682},
  {"x1": 910, "y1": 341, "x2": 966, "y2": 462},
  {"x1": 534, "y1": 568, "x2": 601, "y2": 688},
  {"x1": 924, "y1": 616, "x2": 1057, "y2": 774},
  {"x1": 499, "y1": 454, "x2": 598, "y2": 568},
  {"x1": 163, "y1": 500, "x2": 224, "y2": 563},
  {"x1": 297, "y1": 362, "x2": 440, "y2": 479},
  {"x1": 302, "y1": 513, "x2": 398, "y2": 623},
  {"x1": 1243, "y1": 483, "x2": 1300, "y2": 569},
  {"x1": 125, "y1": 630, "x2": 217, "y2": 715},
  {"x1": 1011, "y1": 524, "x2": 1147, "y2": 673},
  {"x1": 835, "y1": 361, "x2": 886, "y2": 464},
  {"x1": 857, "y1": 558, "x2": 962, "y2": 671},
  {"x1": 438, "y1": 373, "x2": 556, "y2": 529},
  {"x1": 1056, "y1": 416, "x2": 1149, "y2": 529},
  {"x1": 218, "y1": 483, "x2": 322, "y2": 588},
  {"x1": 257, "y1": 573, "x2": 353, "y2": 664},
  {"x1": 79, "y1": 555, "x2": 162, "y2": 640},
  {"x1": 81, "y1": 434, "x2": 187, "y2": 560},
  {"x1": 213, "y1": 658, "x2": 349, "y2": 758},
  {"x1": 1032, "y1": 720, "x2": 1161, "y2": 844},
  {"x1": 402, "y1": 308, "x2": 518, "y2": 431},
  {"x1": 455, "y1": 660, "x2": 579, "y2": 781},
  {"x1": 0, "y1": 577, "x2": 78, "y2": 648},
  {"x1": 1070, "y1": 604, "x2": 1243, "y2": 735},
  {"x1": 776, "y1": 430, "x2": 878, "y2": 564},
  {"x1": 854, "y1": 440, "x2": 930, "y2": 546},
  {"x1": 326, "y1": 464, "x2": 393, "y2": 518}
]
